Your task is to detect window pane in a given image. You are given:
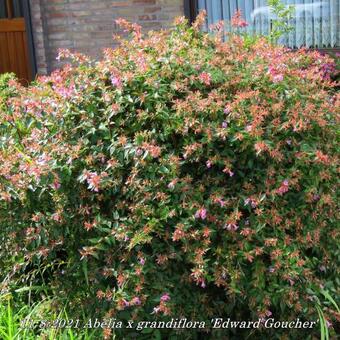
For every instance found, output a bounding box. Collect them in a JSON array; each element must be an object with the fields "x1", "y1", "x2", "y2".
[
  {"x1": 12, "y1": 0, "x2": 23, "y2": 18},
  {"x1": 0, "y1": 0, "x2": 7, "y2": 19},
  {"x1": 198, "y1": 0, "x2": 340, "y2": 48}
]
